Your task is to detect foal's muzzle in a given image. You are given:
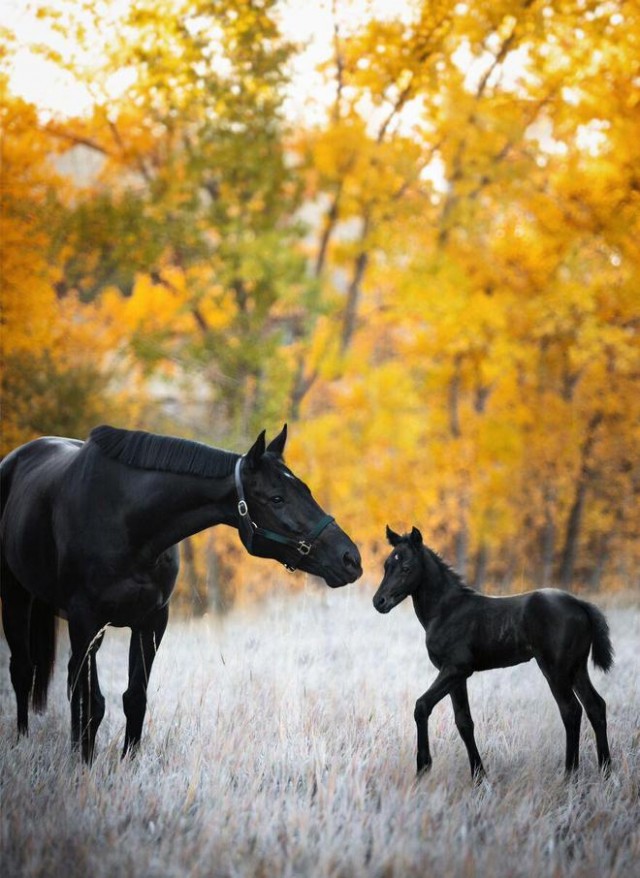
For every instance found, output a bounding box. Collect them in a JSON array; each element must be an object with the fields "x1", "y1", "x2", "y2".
[
  {"x1": 373, "y1": 585, "x2": 405, "y2": 613},
  {"x1": 373, "y1": 593, "x2": 392, "y2": 613}
]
